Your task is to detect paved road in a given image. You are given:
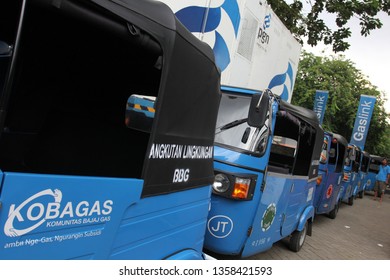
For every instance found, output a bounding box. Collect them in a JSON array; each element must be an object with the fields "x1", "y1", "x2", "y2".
[{"x1": 211, "y1": 191, "x2": 390, "y2": 260}]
